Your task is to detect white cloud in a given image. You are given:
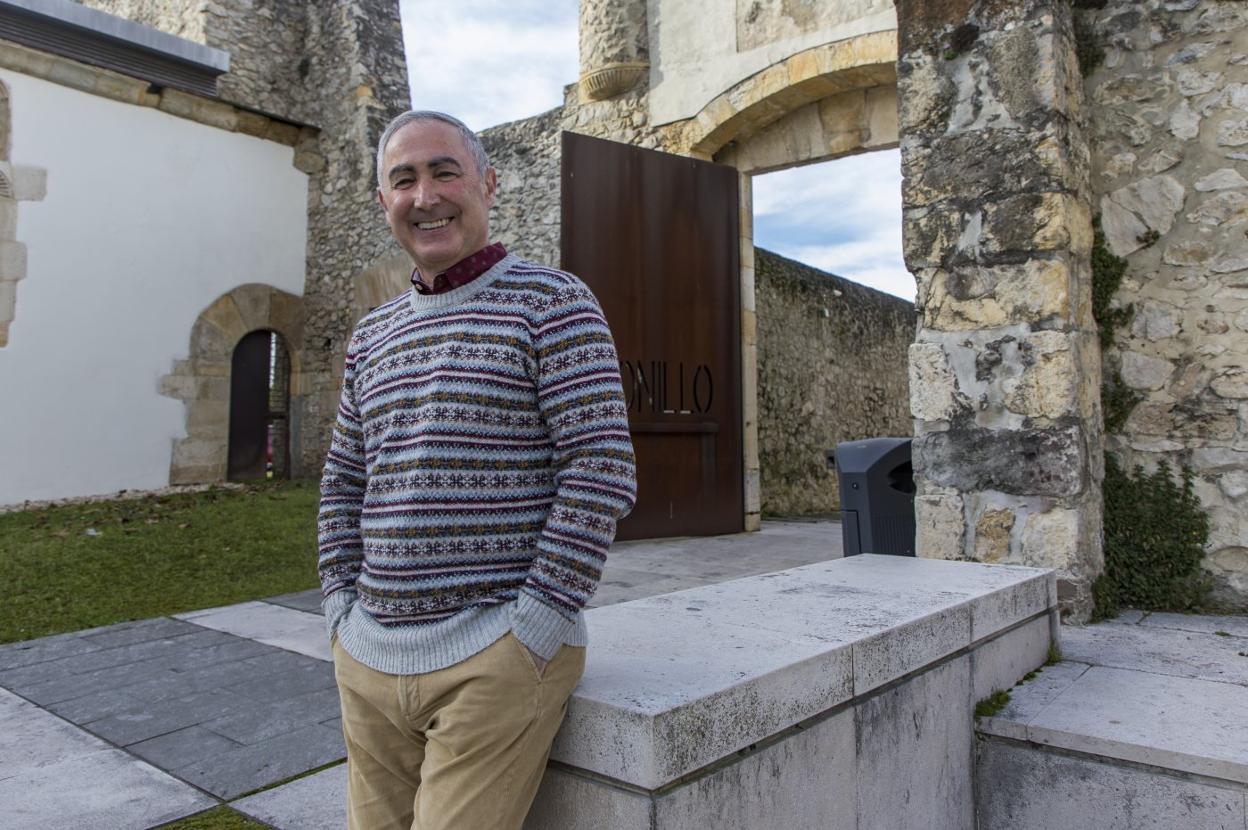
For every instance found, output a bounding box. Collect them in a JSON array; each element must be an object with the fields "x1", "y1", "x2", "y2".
[
  {"x1": 753, "y1": 150, "x2": 913, "y2": 301},
  {"x1": 399, "y1": 1, "x2": 580, "y2": 131}
]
